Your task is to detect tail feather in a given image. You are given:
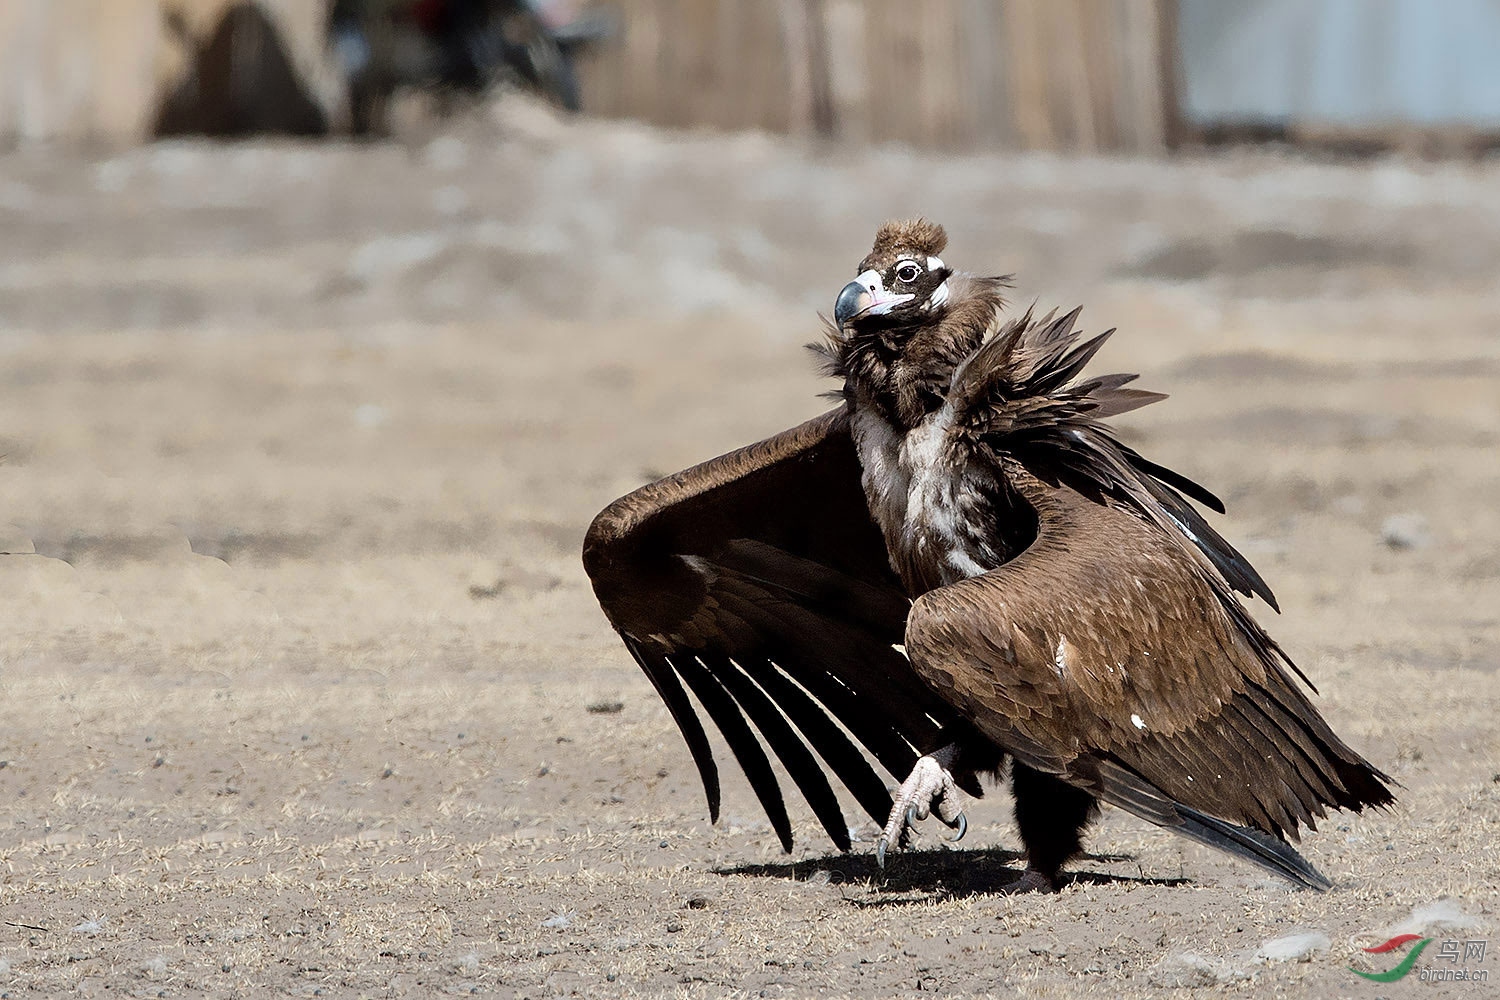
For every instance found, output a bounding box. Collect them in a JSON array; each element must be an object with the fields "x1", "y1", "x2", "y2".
[
  {"x1": 1090, "y1": 757, "x2": 1332, "y2": 890},
  {"x1": 1173, "y1": 804, "x2": 1332, "y2": 891}
]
